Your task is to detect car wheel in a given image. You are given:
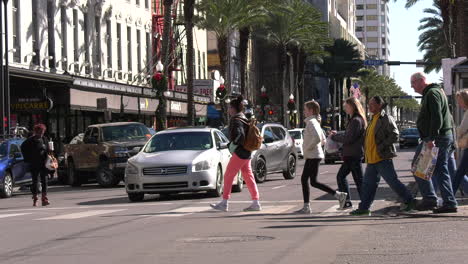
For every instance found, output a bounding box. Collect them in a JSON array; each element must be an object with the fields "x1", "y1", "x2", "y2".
[
  {"x1": 208, "y1": 165, "x2": 223, "y2": 197},
  {"x1": 232, "y1": 173, "x2": 244, "y2": 193},
  {"x1": 283, "y1": 155, "x2": 296, "y2": 180},
  {"x1": 0, "y1": 172, "x2": 13, "y2": 198},
  {"x1": 96, "y1": 162, "x2": 120, "y2": 188},
  {"x1": 128, "y1": 193, "x2": 145, "y2": 202},
  {"x1": 254, "y1": 158, "x2": 267, "y2": 183},
  {"x1": 67, "y1": 160, "x2": 82, "y2": 187}
]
